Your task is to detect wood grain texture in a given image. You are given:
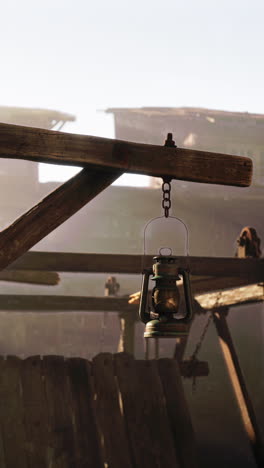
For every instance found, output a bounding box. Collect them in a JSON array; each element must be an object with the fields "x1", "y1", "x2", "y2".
[
  {"x1": 196, "y1": 283, "x2": 264, "y2": 310},
  {"x1": 8, "y1": 252, "x2": 264, "y2": 282},
  {"x1": 157, "y1": 358, "x2": 197, "y2": 468},
  {"x1": 0, "y1": 122, "x2": 252, "y2": 186},
  {"x1": 0, "y1": 357, "x2": 28, "y2": 468},
  {"x1": 114, "y1": 353, "x2": 179, "y2": 468},
  {"x1": 92, "y1": 353, "x2": 133, "y2": 468},
  {"x1": 66, "y1": 358, "x2": 104, "y2": 468},
  {"x1": 20, "y1": 356, "x2": 50, "y2": 468},
  {"x1": 0, "y1": 353, "x2": 200, "y2": 467},
  {"x1": 0, "y1": 167, "x2": 122, "y2": 271},
  {"x1": 42, "y1": 356, "x2": 76, "y2": 468}
]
